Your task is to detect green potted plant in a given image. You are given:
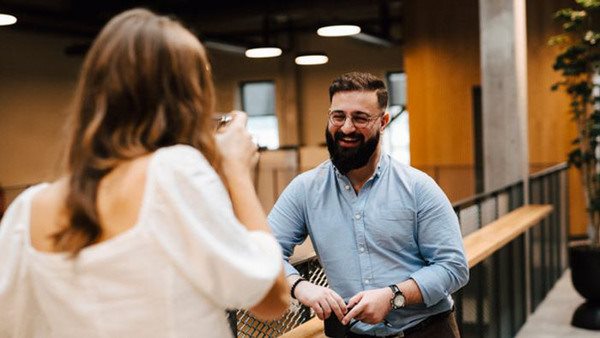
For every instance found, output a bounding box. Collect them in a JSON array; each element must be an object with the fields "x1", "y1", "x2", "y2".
[{"x1": 550, "y1": 0, "x2": 600, "y2": 330}]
